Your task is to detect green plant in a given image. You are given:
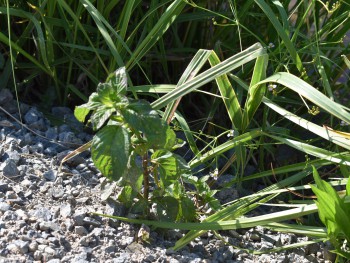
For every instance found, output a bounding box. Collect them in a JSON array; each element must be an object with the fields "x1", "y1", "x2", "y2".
[
  {"x1": 74, "y1": 67, "x2": 219, "y2": 221},
  {"x1": 311, "y1": 166, "x2": 350, "y2": 260}
]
